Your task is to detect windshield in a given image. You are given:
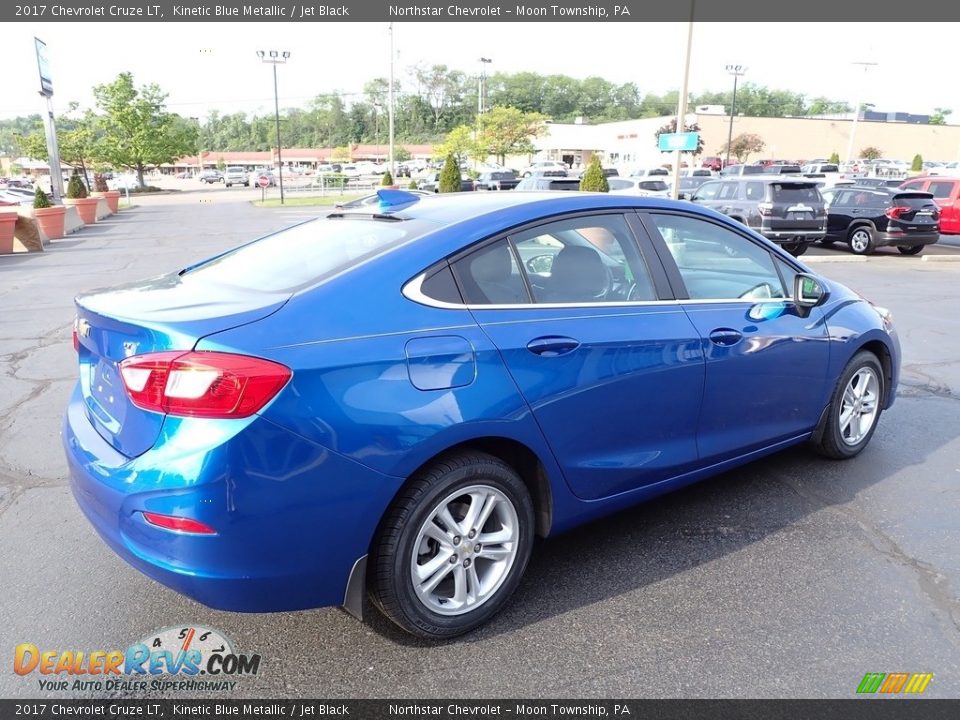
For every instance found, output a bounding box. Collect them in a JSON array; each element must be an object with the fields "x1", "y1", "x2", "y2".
[
  {"x1": 771, "y1": 184, "x2": 821, "y2": 203},
  {"x1": 183, "y1": 217, "x2": 430, "y2": 292}
]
